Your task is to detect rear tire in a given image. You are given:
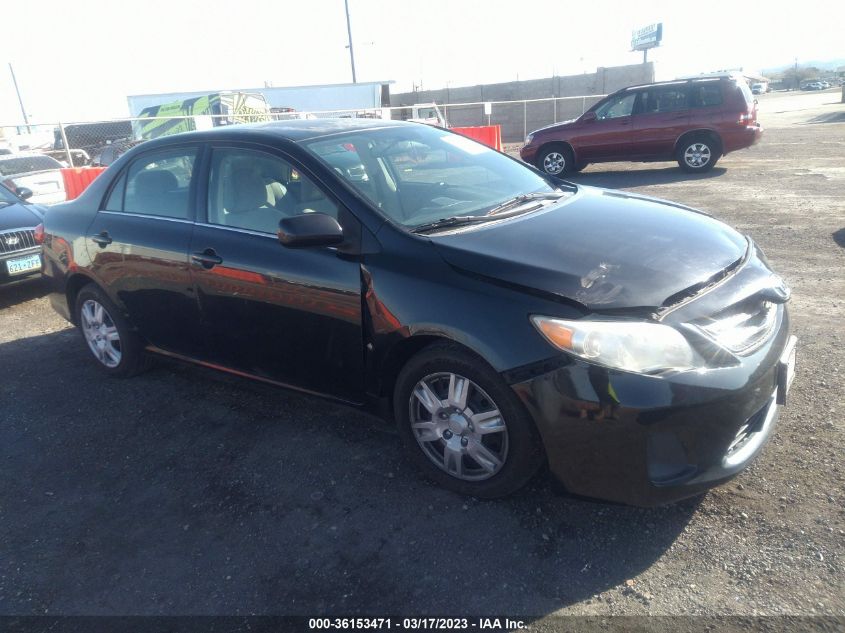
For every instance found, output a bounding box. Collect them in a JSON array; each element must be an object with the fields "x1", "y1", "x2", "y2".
[
  {"x1": 394, "y1": 343, "x2": 544, "y2": 498},
  {"x1": 677, "y1": 135, "x2": 720, "y2": 173},
  {"x1": 535, "y1": 144, "x2": 574, "y2": 177},
  {"x1": 74, "y1": 284, "x2": 151, "y2": 377}
]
